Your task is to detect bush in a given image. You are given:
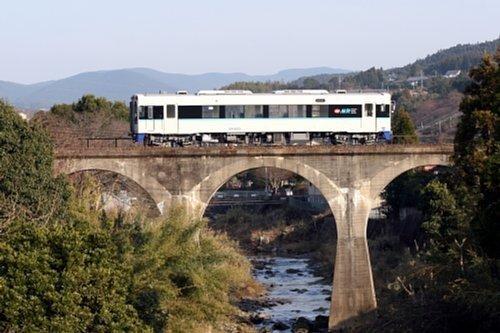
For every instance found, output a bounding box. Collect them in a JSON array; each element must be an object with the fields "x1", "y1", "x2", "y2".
[
  {"x1": 50, "y1": 94, "x2": 129, "y2": 123},
  {"x1": 0, "y1": 99, "x2": 255, "y2": 332}
]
